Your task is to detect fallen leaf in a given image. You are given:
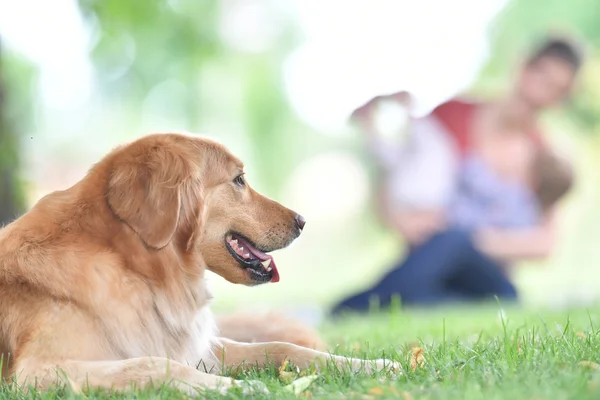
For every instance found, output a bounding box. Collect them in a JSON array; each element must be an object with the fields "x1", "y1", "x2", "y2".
[
  {"x1": 279, "y1": 360, "x2": 289, "y2": 374},
  {"x1": 279, "y1": 359, "x2": 290, "y2": 374},
  {"x1": 368, "y1": 386, "x2": 385, "y2": 396},
  {"x1": 410, "y1": 347, "x2": 426, "y2": 371},
  {"x1": 284, "y1": 375, "x2": 319, "y2": 395},
  {"x1": 579, "y1": 361, "x2": 600, "y2": 370},
  {"x1": 280, "y1": 370, "x2": 298, "y2": 384},
  {"x1": 279, "y1": 359, "x2": 300, "y2": 384},
  {"x1": 299, "y1": 366, "x2": 317, "y2": 377},
  {"x1": 401, "y1": 391, "x2": 414, "y2": 400}
]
